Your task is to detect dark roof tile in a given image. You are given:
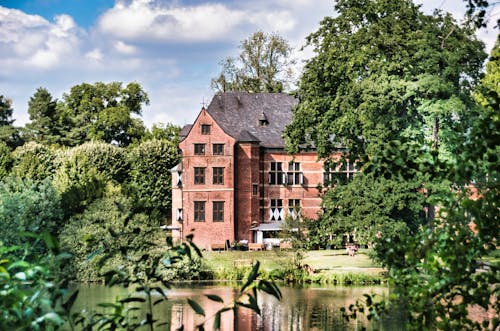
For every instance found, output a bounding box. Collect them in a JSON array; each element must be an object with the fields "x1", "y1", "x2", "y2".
[{"x1": 206, "y1": 92, "x2": 297, "y2": 148}]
